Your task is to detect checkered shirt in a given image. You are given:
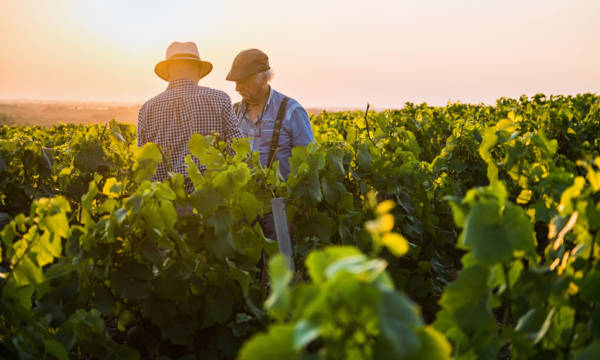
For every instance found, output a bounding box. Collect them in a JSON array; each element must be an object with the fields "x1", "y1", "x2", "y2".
[{"x1": 137, "y1": 79, "x2": 242, "y2": 192}]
